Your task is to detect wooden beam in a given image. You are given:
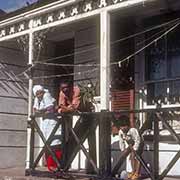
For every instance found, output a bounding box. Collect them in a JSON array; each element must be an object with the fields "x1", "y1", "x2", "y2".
[
  {"x1": 100, "y1": 10, "x2": 110, "y2": 110},
  {"x1": 25, "y1": 25, "x2": 34, "y2": 170},
  {"x1": 0, "y1": 0, "x2": 150, "y2": 42},
  {"x1": 99, "y1": 110, "x2": 111, "y2": 176}
]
